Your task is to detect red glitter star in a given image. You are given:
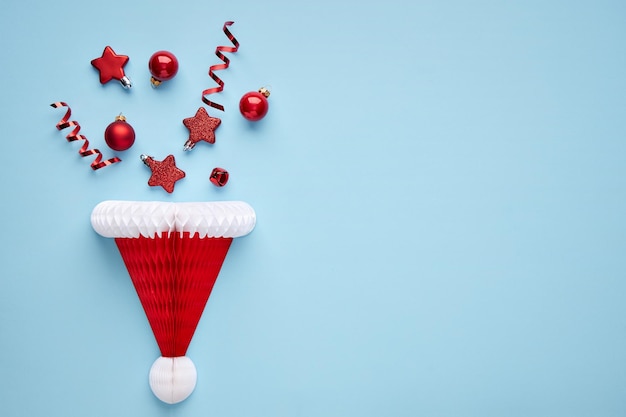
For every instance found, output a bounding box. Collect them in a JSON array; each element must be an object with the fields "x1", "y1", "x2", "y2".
[
  {"x1": 91, "y1": 46, "x2": 131, "y2": 88},
  {"x1": 141, "y1": 154, "x2": 186, "y2": 193},
  {"x1": 182, "y1": 107, "x2": 222, "y2": 150}
]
